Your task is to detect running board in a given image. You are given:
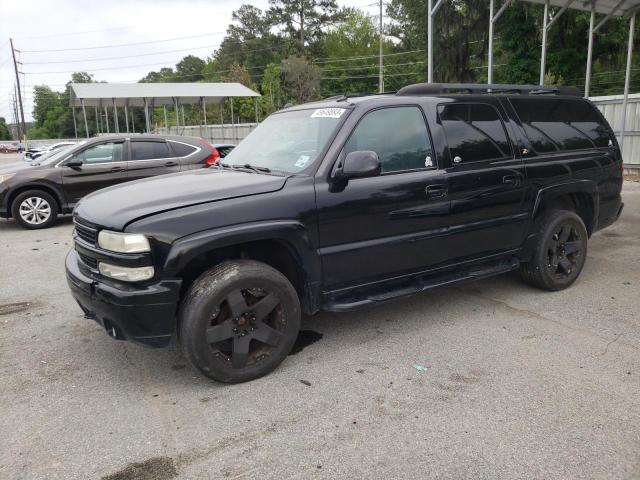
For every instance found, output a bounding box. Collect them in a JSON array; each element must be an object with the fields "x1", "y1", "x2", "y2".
[{"x1": 322, "y1": 258, "x2": 520, "y2": 312}]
